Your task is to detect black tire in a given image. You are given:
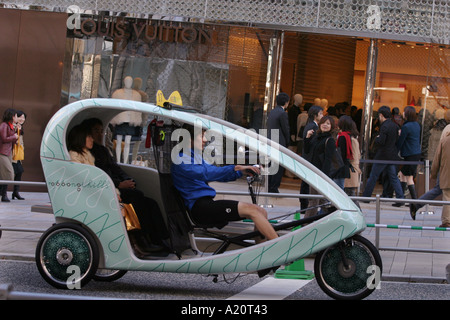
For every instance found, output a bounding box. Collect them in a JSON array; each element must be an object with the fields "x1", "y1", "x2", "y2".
[
  {"x1": 93, "y1": 269, "x2": 127, "y2": 282},
  {"x1": 35, "y1": 223, "x2": 99, "y2": 289},
  {"x1": 314, "y1": 234, "x2": 383, "y2": 300}
]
